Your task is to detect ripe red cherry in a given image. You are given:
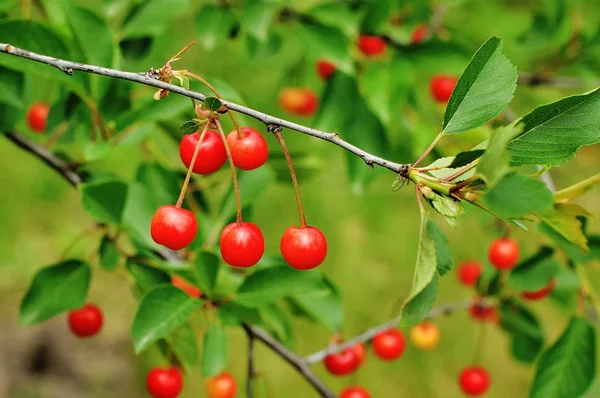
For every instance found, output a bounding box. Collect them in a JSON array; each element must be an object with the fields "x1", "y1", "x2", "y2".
[
  {"x1": 179, "y1": 130, "x2": 227, "y2": 174},
  {"x1": 151, "y1": 205, "x2": 197, "y2": 250},
  {"x1": 488, "y1": 237, "x2": 520, "y2": 270},
  {"x1": 27, "y1": 102, "x2": 50, "y2": 133},
  {"x1": 358, "y1": 35, "x2": 387, "y2": 57},
  {"x1": 459, "y1": 366, "x2": 491, "y2": 396},
  {"x1": 353, "y1": 342, "x2": 367, "y2": 366},
  {"x1": 68, "y1": 303, "x2": 103, "y2": 338},
  {"x1": 372, "y1": 329, "x2": 405, "y2": 361},
  {"x1": 430, "y1": 75, "x2": 458, "y2": 103},
  {"x1": 171, "y1": 275, "x2": 201, "y2": 298},
  {"x1": 470, "y1": 303, "x2": 499, "y2": 324},
  {"x1": 146, "y1": 367, "x2": 183, "y2": 398},
  {"x1": 226, "y1": 127, "x2": 268, "y2": 171},
  {"x1": 279, "y1": 88, "x2": 319, "y2": 117},
  {"x1": 316, "y1": 59, "x2": 336, "y2": 80},
  {"x1": 411, "y1": 24, "x2": 428, "y2": 44},
  {"x1": 457, "y1": 261, "x2": 482, "y2": 286},
  {"x1": 323, "y1": 347, "x2": 360, "y2": 376},
  {"x1": 340, "y1": 386, "x2": 371, "y2": 398},
  {"x1": 220, "y1": 222, "x2": 265, "y2": 268},
  {"x1": 206, "y1": 372, "x2": 237, "y2": 398},
  {"x1": 522, "y1": 279, "x2": 556, "y2": 301},
  {"x1": 280, "y1": 226, "x2": 327, "y2": 270}
]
